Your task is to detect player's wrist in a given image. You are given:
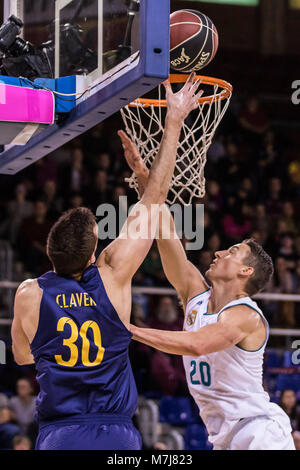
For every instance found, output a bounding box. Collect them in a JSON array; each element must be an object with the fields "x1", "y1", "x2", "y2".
[
  {"x1": 165, "y1": 112, "x2": 184, "y2": 129},
  {"x1": 136, "y1": 167, "x2": 149, "y2": 179}
]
